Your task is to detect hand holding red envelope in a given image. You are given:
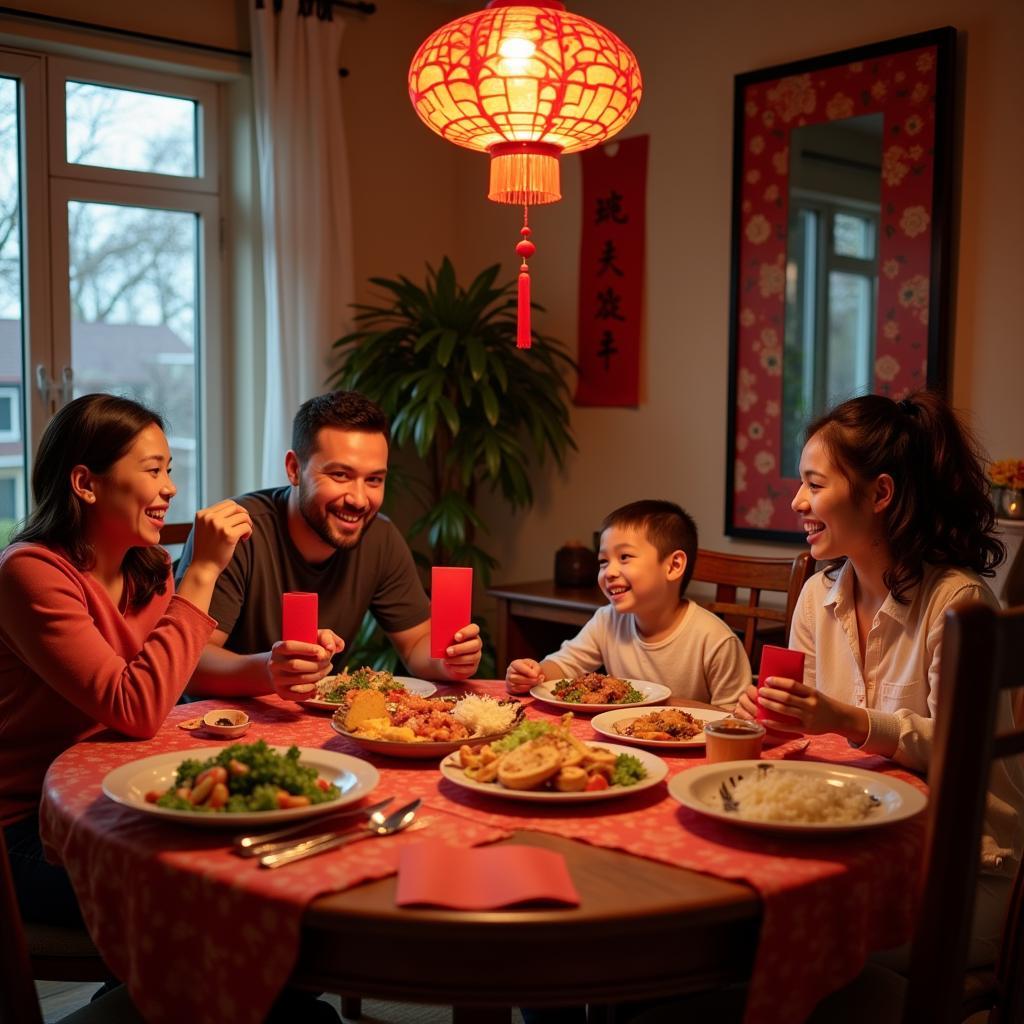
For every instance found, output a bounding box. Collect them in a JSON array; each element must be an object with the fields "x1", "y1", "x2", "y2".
[
  {"x1": 430, "y1": 567, "x2": 473, "y2": 658},
  {"x1": 396, "y1": 841, "x2": 580, "y2": 909}
]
